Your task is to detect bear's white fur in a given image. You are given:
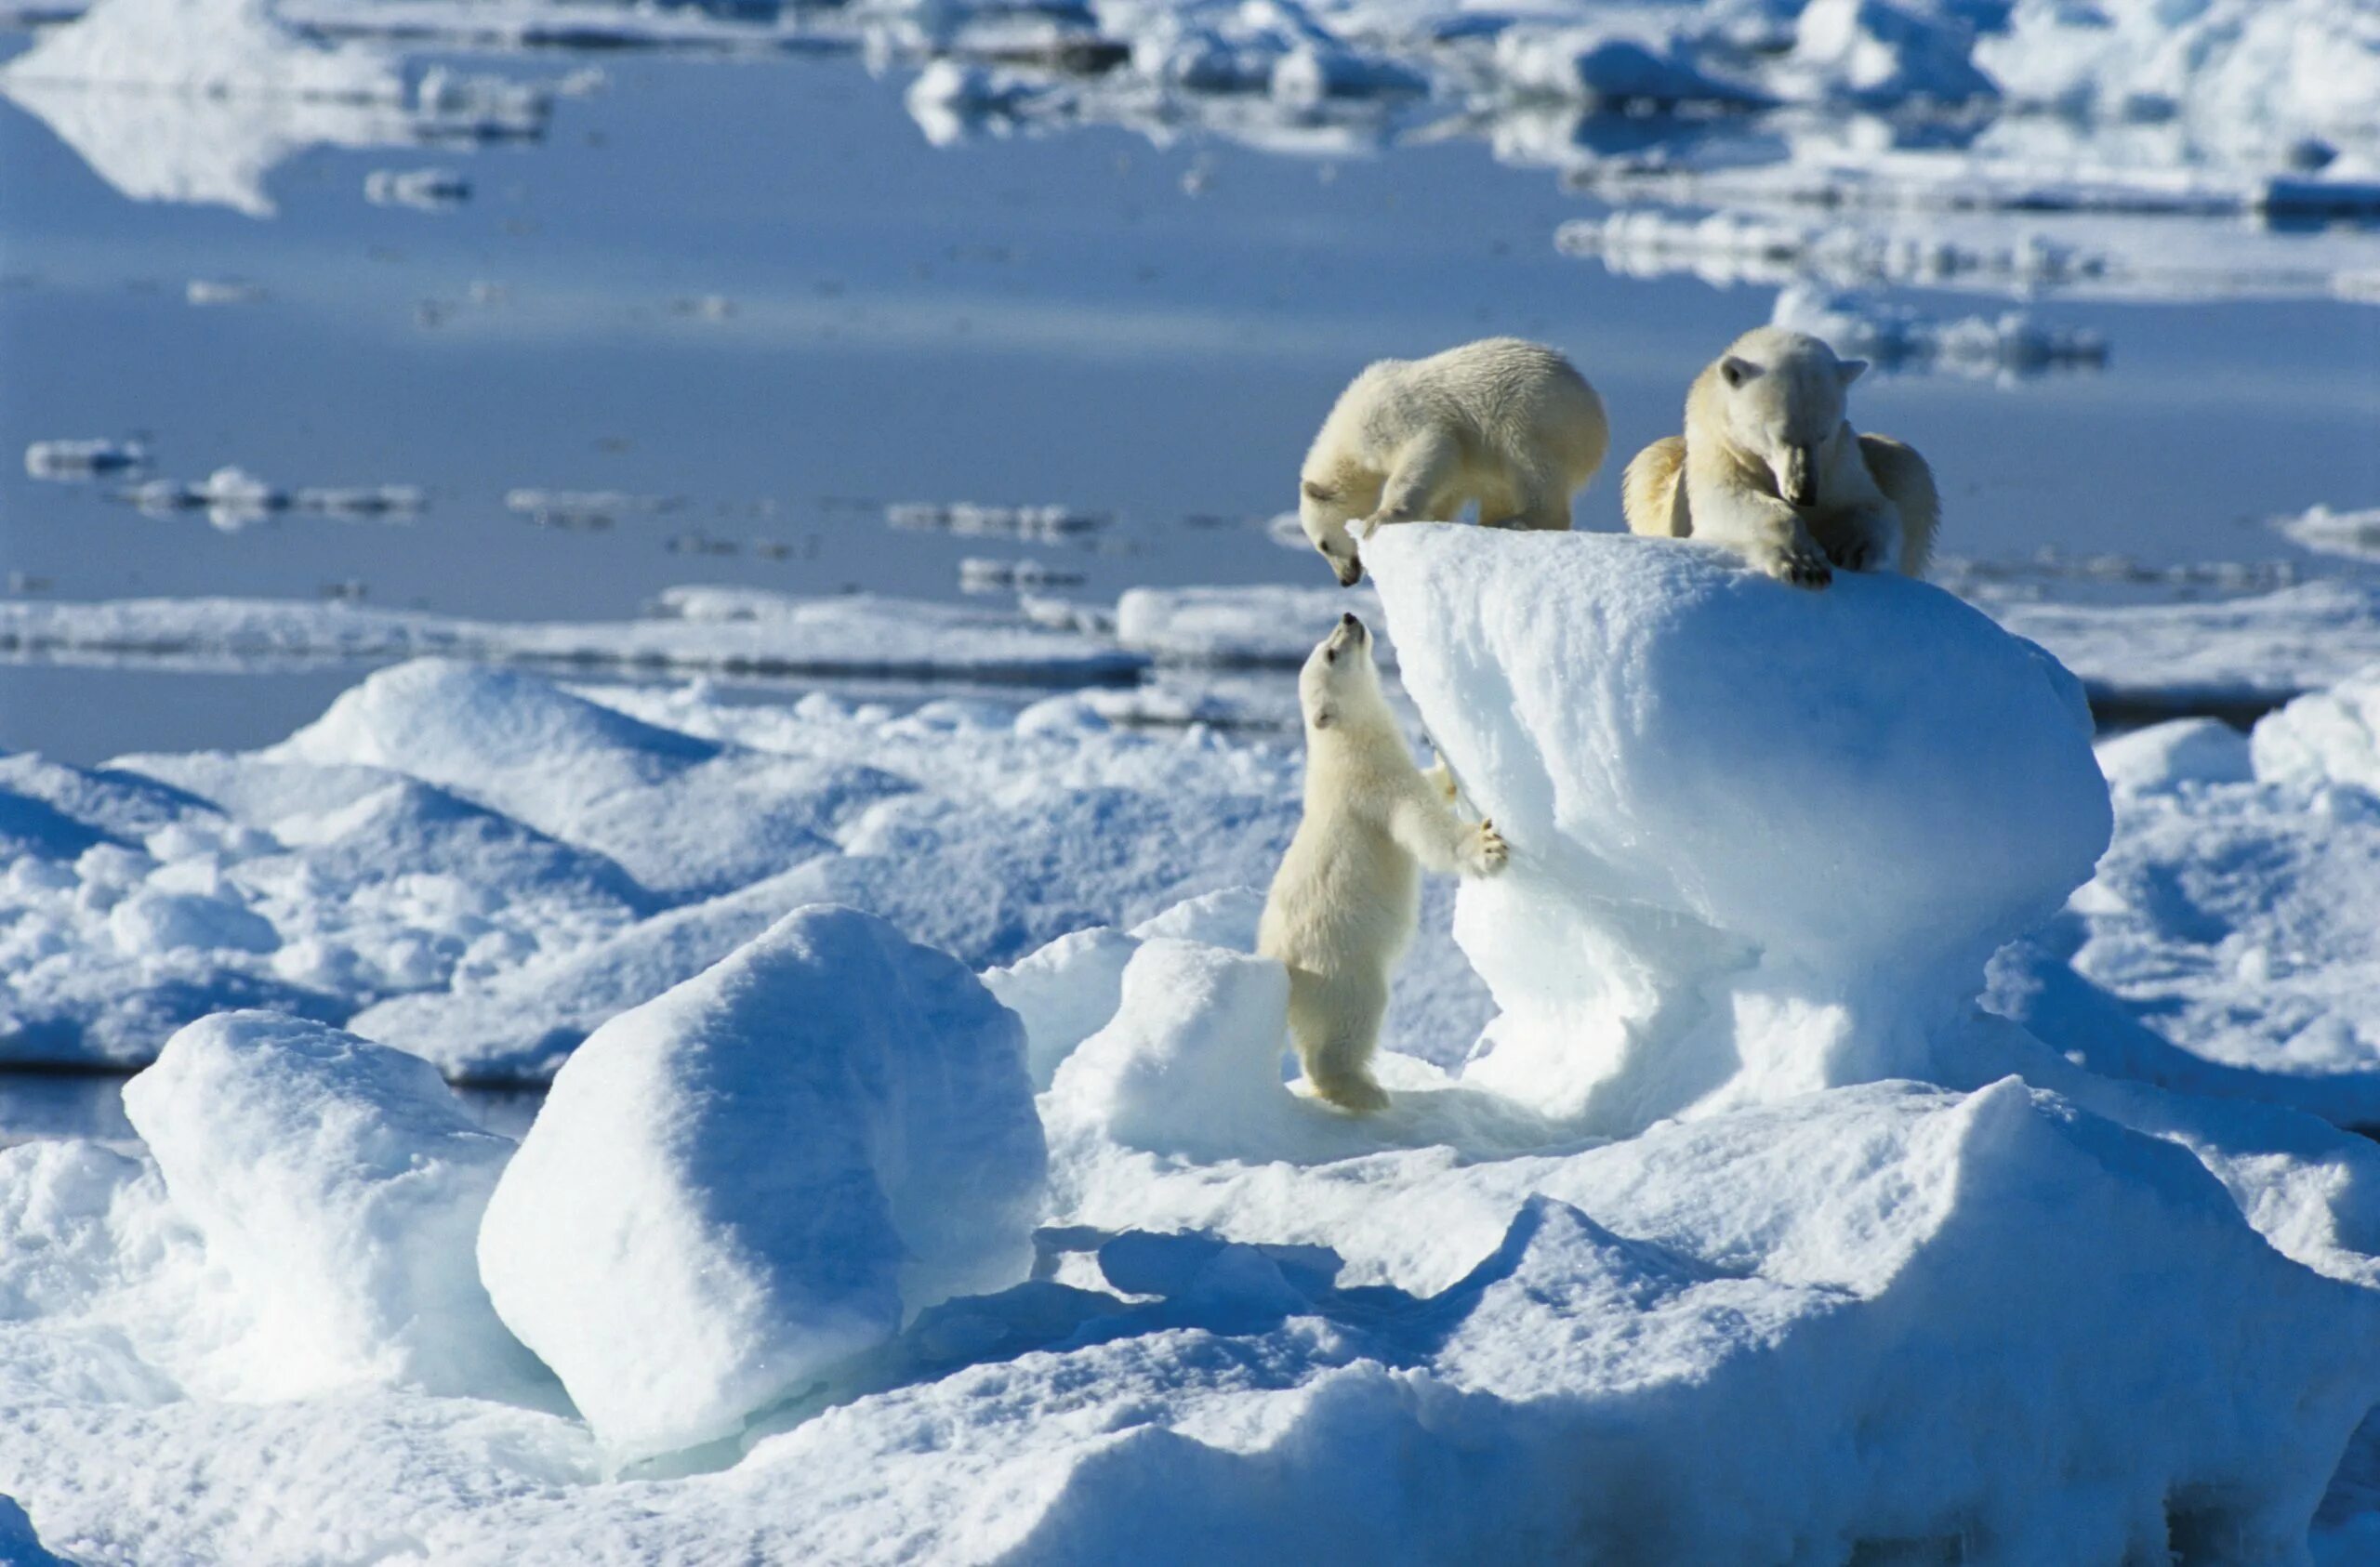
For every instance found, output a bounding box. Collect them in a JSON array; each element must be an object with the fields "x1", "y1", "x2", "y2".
[
  {"x1": 1620, "y1": 326, "x2": 1939, "y2": 586},
  {"x1": 1298, "y1": 337, "x2": 1608, "y2": 586},
  {"x1": 1255, "y1": 613, "x2": 1506, "y2": 1113}
]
